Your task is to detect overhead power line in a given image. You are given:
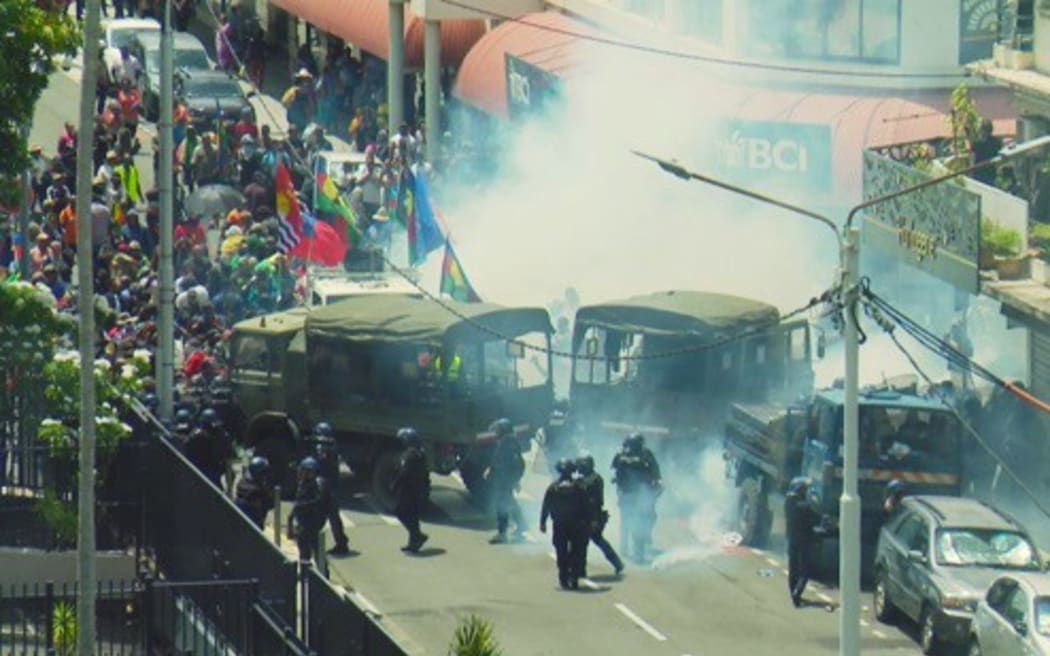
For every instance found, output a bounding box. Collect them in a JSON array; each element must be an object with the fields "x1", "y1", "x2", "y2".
[{"x1": 443, "y1": 0, "x2": 967, "y2": 80}]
